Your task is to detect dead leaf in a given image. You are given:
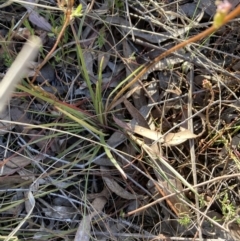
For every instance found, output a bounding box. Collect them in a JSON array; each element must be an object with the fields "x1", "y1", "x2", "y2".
[
  {"x1": 113, "y1": 116, "x2": 197, "y2": 146},
  {"x1": 113, "y1": 116, "x2": 163, "y2": 142},
  {"x1": 98, "y1": 52, "x2": 110, "y2": 71},
  {"x1": 9, "y1": 190, "x2": 35, "y2": 239},
  {"x1": 43, "y1": 206, "x2": 76, "y2": 219},
  {"x1": 1, "y1": 155, "x2": 42, "y2": 177},
  {"x1": 21, "y1": 0, "x2": 52, "y2": 31},
  {"x1": 0, "y1": 108, "x2": 13, "y2": 135},
  {"x1": 0, "y1": 166, "x2": 17, "y2": 176},
  {"x1": 0, "y1": 176, "x2": 27, "y2": 190},
  {"x1": 10, "y1": 104, "x2": 34, "y2": 134},
  {"x1": 6, "y1": 156, "x2": 31, "y2": 168},
  {"x1": 83, "y1": 51, "x2": 94, "y2": 76},
  {"x1": 232, "y1": 60, "x2": 240, "y2": 71},
  {"x1": 94, "y1": 157, "x2": 115, "y2": 166},
  {"x1": 74, "y1": 189, "x2": 108, "y2": 241},
  {"x1": 123, "y1": 99, "x2": 149, "y2": 128},
  {"x1": 180, "y1": 2, "x2": 202, "y2": 17},
  {"x1": 17, "y1": 169, "x2": 34, "y2": 181},
  {"x1": 107, "y1": 131, "x2": 126, "y2": 147},
  {"x1": 11, "y1": 28, "x2": 31, "y2": 40},
  {"x1": 3, "y1": 193, "x2": 24, "y2": 215},
  {"x1": 163, "y1": 130, "x2": 197, "y2": 146},
  {"x1": 101, "y1": 166, "x2": 142, "y2": 200}
]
